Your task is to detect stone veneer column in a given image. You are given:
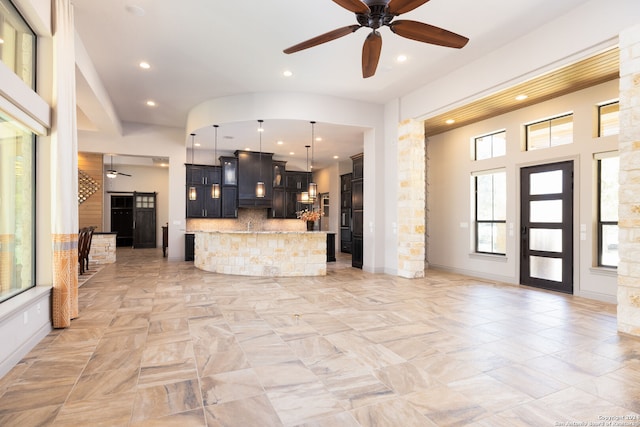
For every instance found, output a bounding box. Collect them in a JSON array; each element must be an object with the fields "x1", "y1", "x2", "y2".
[
  {"x1": 618, "y1": 24, "x2": 640, "y2": 335},
  {"x1": 397, "y1": 119, "x2": 426, "y2": 278}
]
